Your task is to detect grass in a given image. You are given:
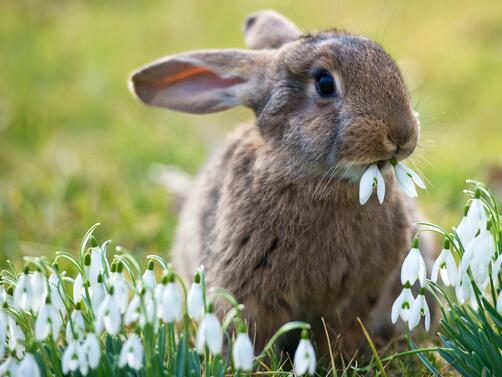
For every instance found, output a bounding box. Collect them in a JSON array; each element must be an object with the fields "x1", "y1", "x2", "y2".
[{"x1": 1, "y1": 1, "x2": 502, "y2": 375}]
